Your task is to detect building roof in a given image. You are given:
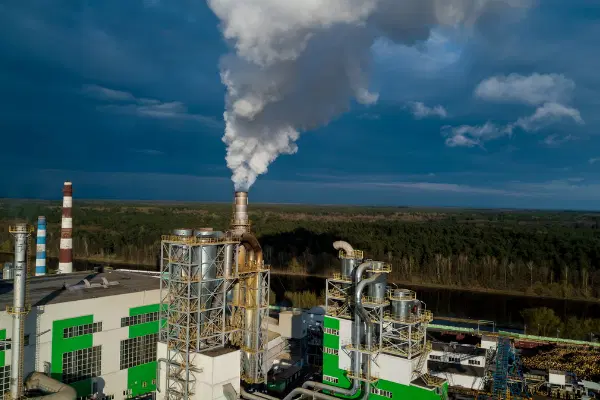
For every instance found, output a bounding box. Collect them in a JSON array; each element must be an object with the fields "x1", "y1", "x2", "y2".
[{"x1": 0, "y1": 270, "x2": 160, "y2": 309}]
